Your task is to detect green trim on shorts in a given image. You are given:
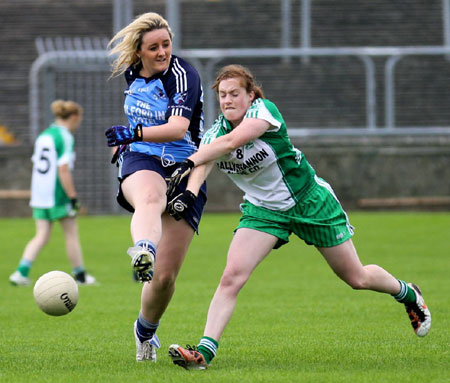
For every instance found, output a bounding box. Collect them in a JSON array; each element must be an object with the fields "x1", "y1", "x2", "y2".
[
  {"x1": 235, "y1": 178, "x2": 354, "y2": 249},
  {"x1": 32, "y1": 204, "x2": 71, "y2": 221}
]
